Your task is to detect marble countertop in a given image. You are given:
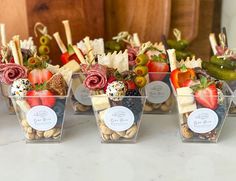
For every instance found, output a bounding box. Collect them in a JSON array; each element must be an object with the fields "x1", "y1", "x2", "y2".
[{"x1": 1, "y1": 103, "x2": 236, "y2": 181}]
